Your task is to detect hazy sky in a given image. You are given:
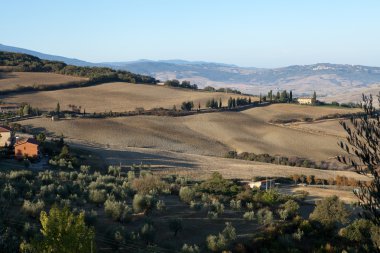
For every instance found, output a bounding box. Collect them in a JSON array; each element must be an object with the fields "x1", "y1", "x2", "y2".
[{"x1": 1, "y1": 0, "x2": 380, "y2": 67}]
